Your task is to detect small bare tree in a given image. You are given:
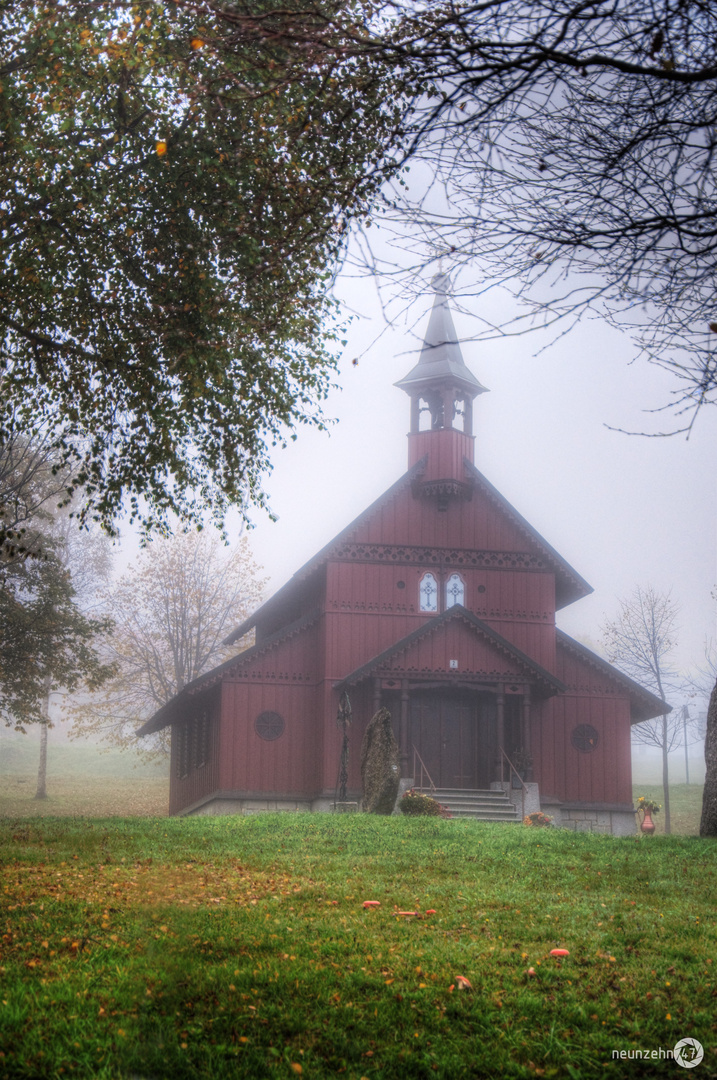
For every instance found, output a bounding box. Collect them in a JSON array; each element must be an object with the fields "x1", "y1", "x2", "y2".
[
  {"x1": 69, "y1": 531, "x2": 265, "y2": 761},
  {"x1": 602, "y1": 586, "x2": 680, "y2": 833}
]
